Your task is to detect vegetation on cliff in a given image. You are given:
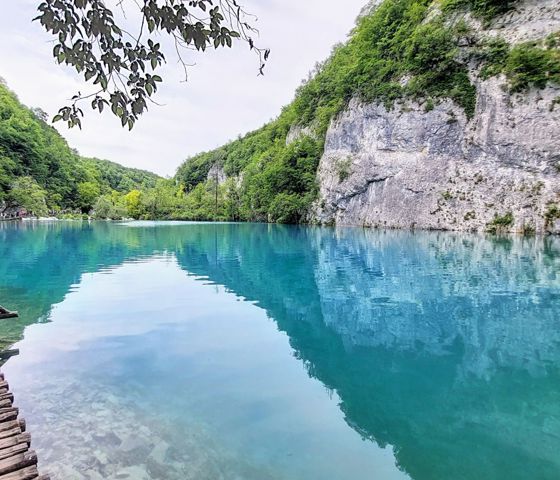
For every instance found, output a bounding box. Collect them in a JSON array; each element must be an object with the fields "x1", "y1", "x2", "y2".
[
  {"x1": 479, "y1": 33, "x2": 560, "y2": 92},
  {"x1": 174, "y1": 0, "x2": 475, "y2": 223}
]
